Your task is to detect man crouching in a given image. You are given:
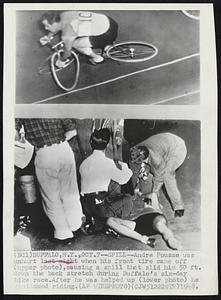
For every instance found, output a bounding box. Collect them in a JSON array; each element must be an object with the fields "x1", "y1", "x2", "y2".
[{"x1": 79, "y1": 128, "x2": 133, "y2": 234}]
